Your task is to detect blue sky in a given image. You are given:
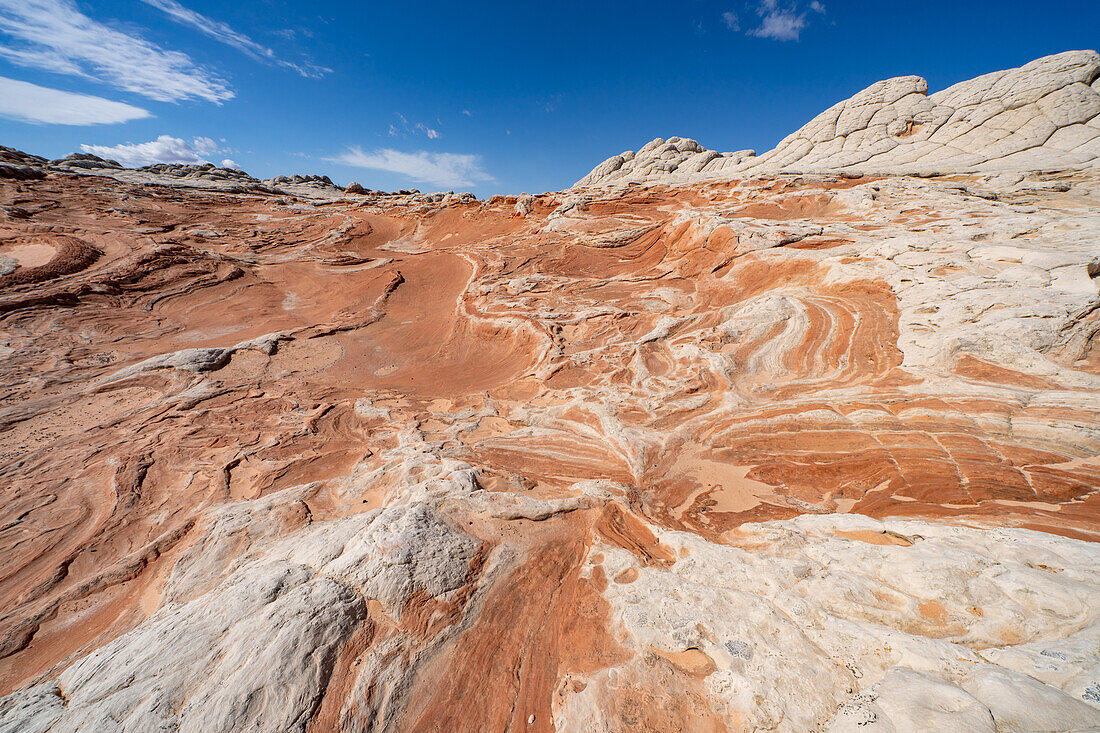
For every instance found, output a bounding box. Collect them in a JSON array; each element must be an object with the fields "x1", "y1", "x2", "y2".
[{"x1": 0, "y1": 1, "x2": 1097, "y2": 195}]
